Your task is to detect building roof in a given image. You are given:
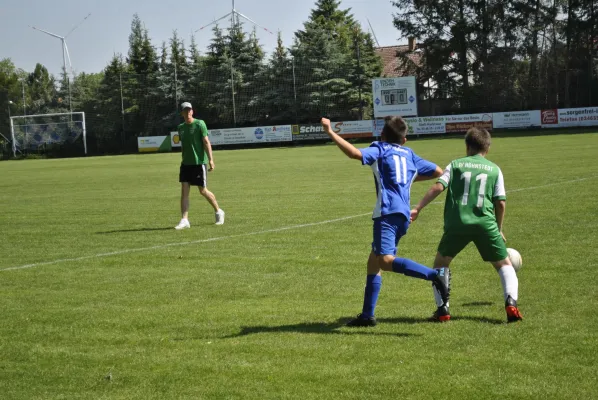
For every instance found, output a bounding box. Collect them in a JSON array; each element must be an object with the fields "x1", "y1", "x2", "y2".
[{"x1": 375, "y1": 45, "x2": 423, "y2": 77}]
